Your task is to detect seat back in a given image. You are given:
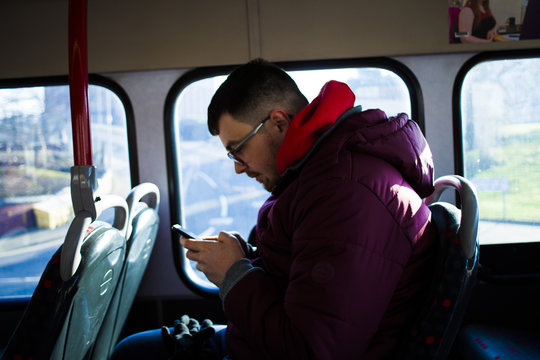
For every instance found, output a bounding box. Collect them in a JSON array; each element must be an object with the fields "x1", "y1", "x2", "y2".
[
  {"x1": 91, "y1": 183, "x2": 160, "y2": 359},
  {"x1": 399, "y1": 175, "x2": 480, "y2": 360},
  {"x1": 2, "y1": 195, "x2": 128, "y2": 360}
]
